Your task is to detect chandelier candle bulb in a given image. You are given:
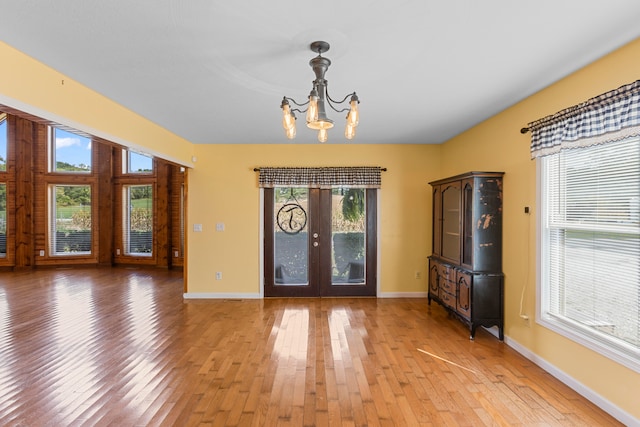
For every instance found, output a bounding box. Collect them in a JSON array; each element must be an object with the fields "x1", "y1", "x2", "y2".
[
  {"x1": 345, "y1": 123, "x2": 356, "y2": 140},
  {"x1": 347, "y1": 95, "x2": 359, "y2": 126},
  {"x1": 282, "y1": 103, "x2": 295, "y2": 130},
  {"x1": 318, "y1": 128, "x2": 328, "y2": 143},
  {"x1": 306, "y1": 92, "x2": 319, "y2": 123},
  {"x1": 285, "y1": 125, "x2": 296, "y2": 139}
]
